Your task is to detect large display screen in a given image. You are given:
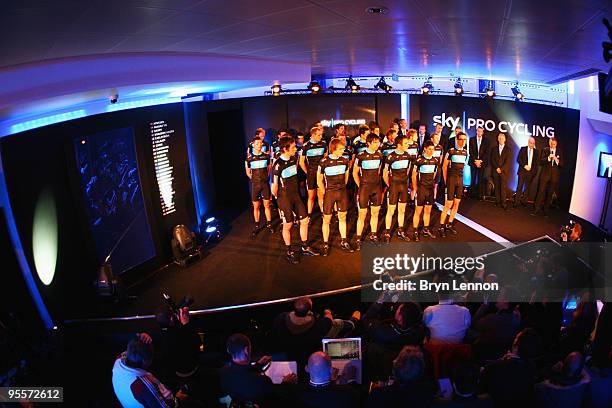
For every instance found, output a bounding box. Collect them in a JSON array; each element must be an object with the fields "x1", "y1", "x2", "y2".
[
  {"x1": 74, "y1": 127, "x2": 156, "y2": 274},
  {"x1": 598, "y1": 152, "x2": 612, "y2": 178},
  {"x1": 288, "y1": 95, "x2": 376, "y2": 138}
]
